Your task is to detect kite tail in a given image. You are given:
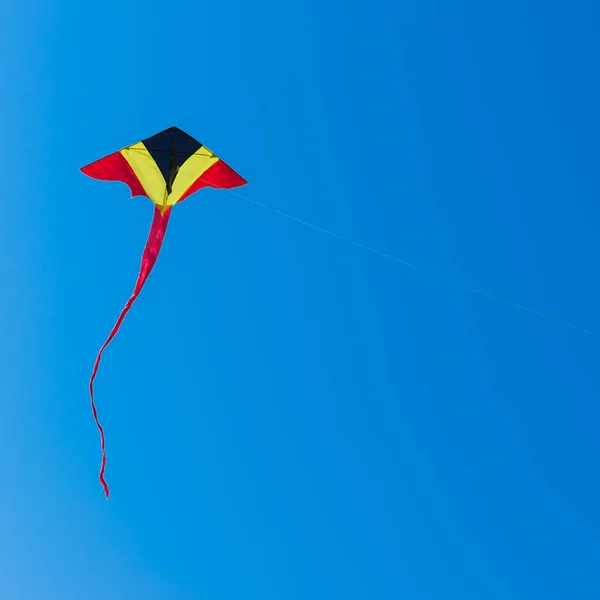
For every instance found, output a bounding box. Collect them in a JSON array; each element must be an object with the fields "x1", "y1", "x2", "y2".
[{"x1": 89, "y1": 205, "x2": 172, "y2": 498}]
